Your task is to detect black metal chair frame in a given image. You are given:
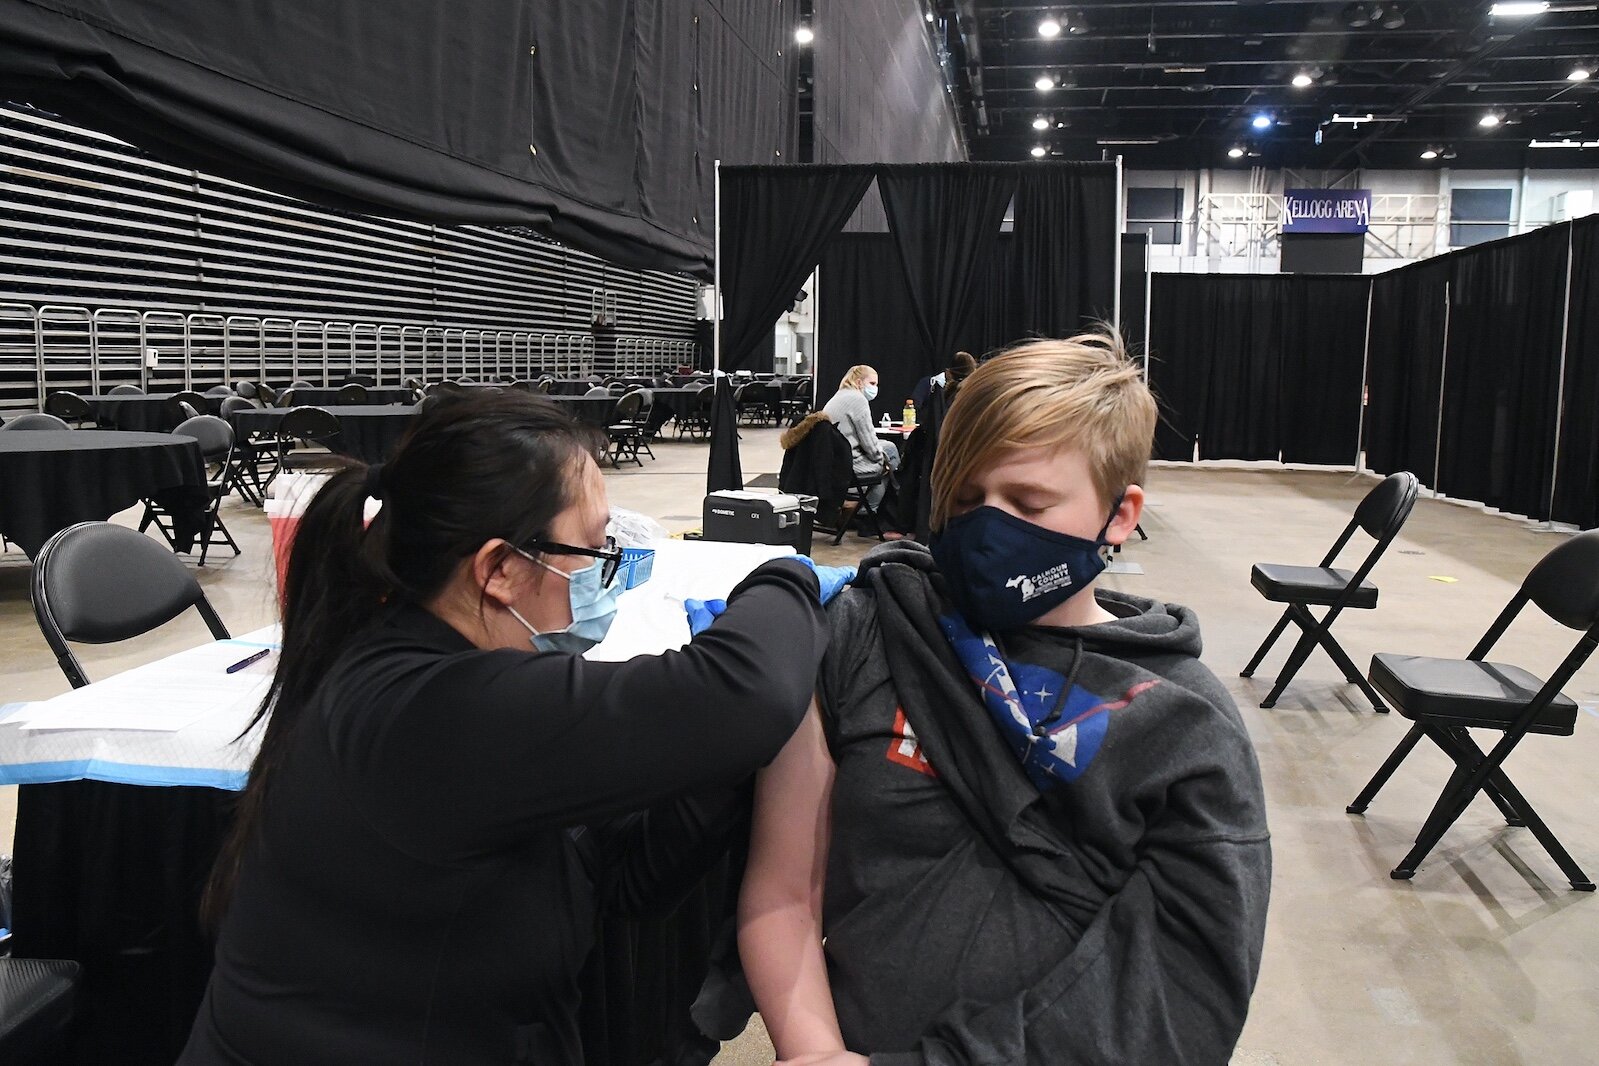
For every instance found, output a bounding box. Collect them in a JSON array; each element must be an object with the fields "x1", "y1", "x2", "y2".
[
  {"x1": 606, "y1": 391, "x2": 647, "y2": 467},
  {"x1": 337, "y1": 382, "x2": 369, "y2": 404},
  {"x1": 139, "y1": 415, "x2": 242, "y2": 565},
  {"x1": 31, "y1": 520, "x2": 231, "y2": 689},
  {"x1": 1347, "y1": 529, "x2": 1599, "y2": 890},
  {"x1": 1240, "y1": 471, "x2": 1420, "y2": 711},
  {"x1": 675, "y1": 386, "x2": 715, "y2": 440},
  {"x1": 272, "y1": 406, "x2": 345, "y2": 482}
]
